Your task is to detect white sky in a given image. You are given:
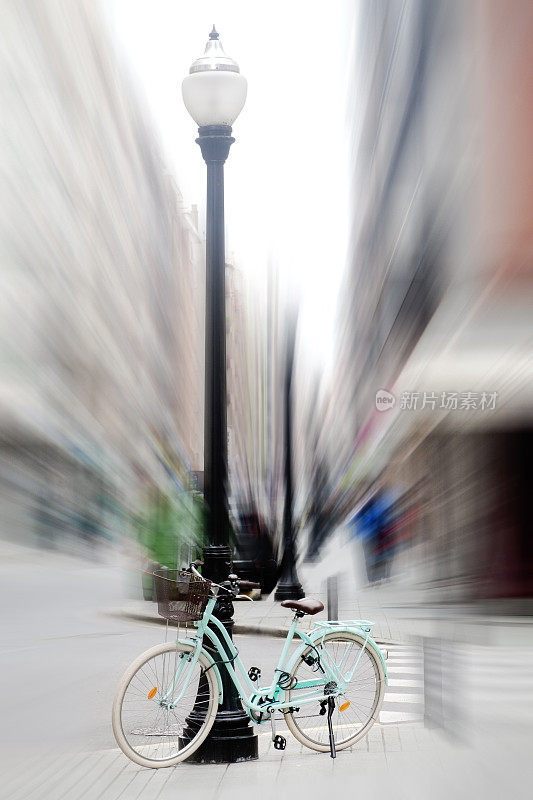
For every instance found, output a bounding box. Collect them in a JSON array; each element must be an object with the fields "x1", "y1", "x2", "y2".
[{"x1": 108, "y1": 0, "x2": 355, "y2": 371}]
